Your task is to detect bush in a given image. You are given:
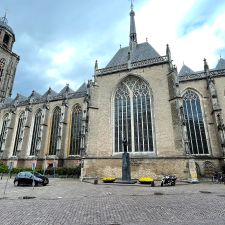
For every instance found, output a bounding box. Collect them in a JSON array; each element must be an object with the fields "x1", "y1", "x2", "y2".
[
  {"x1": 0, "y1": 162, "x2": 8, "y2": 173},
  {"x1": 43, "y1": 165, "x2": 81, "y2": 177},
  {"x1": 0, "y1": 162, "x2": 81, "y2": 178}
]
